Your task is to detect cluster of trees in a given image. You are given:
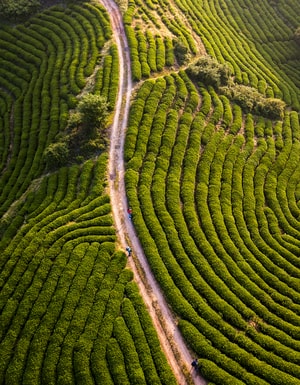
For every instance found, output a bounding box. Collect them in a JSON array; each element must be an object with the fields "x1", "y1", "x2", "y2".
[
  {"x1": 173, "y1": 39, "x2": 190, "y2": 65},
  {"x1": 186, "y1": 56, "x2": 286, "y2": 120},
  {"x1": 220, "y1": 84, "x2": 286, "y2": 119},
  {"x1": 44, "y1": 94, "x2": 109, "y2": 169}
]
